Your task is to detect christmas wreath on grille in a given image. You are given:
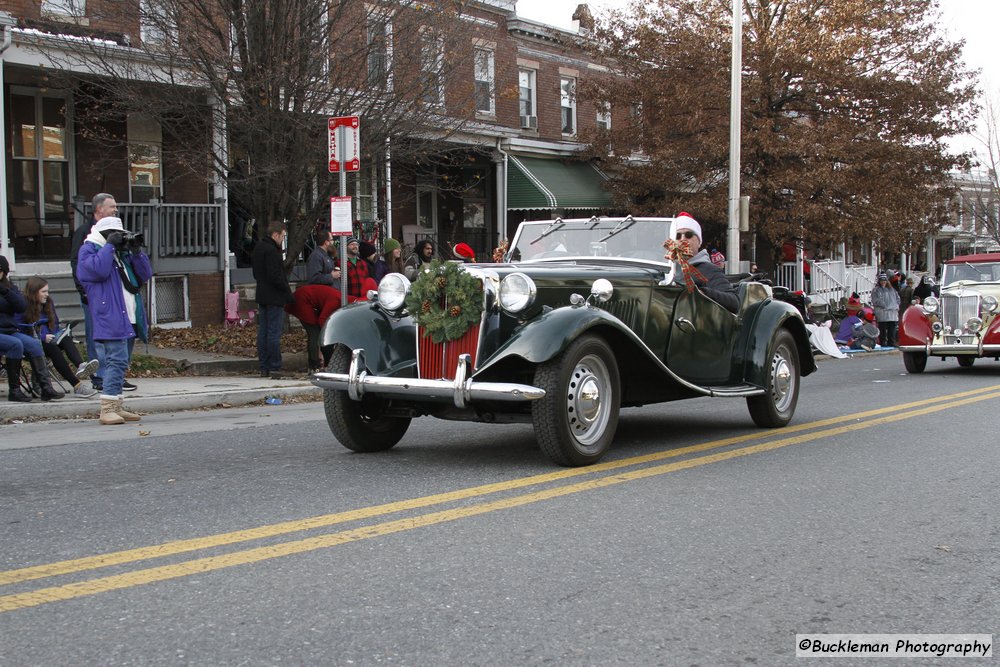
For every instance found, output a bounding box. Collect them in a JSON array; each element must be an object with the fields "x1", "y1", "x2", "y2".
[{"x1": 405, "y1": 259, "x2": 484, "y2": 343}]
